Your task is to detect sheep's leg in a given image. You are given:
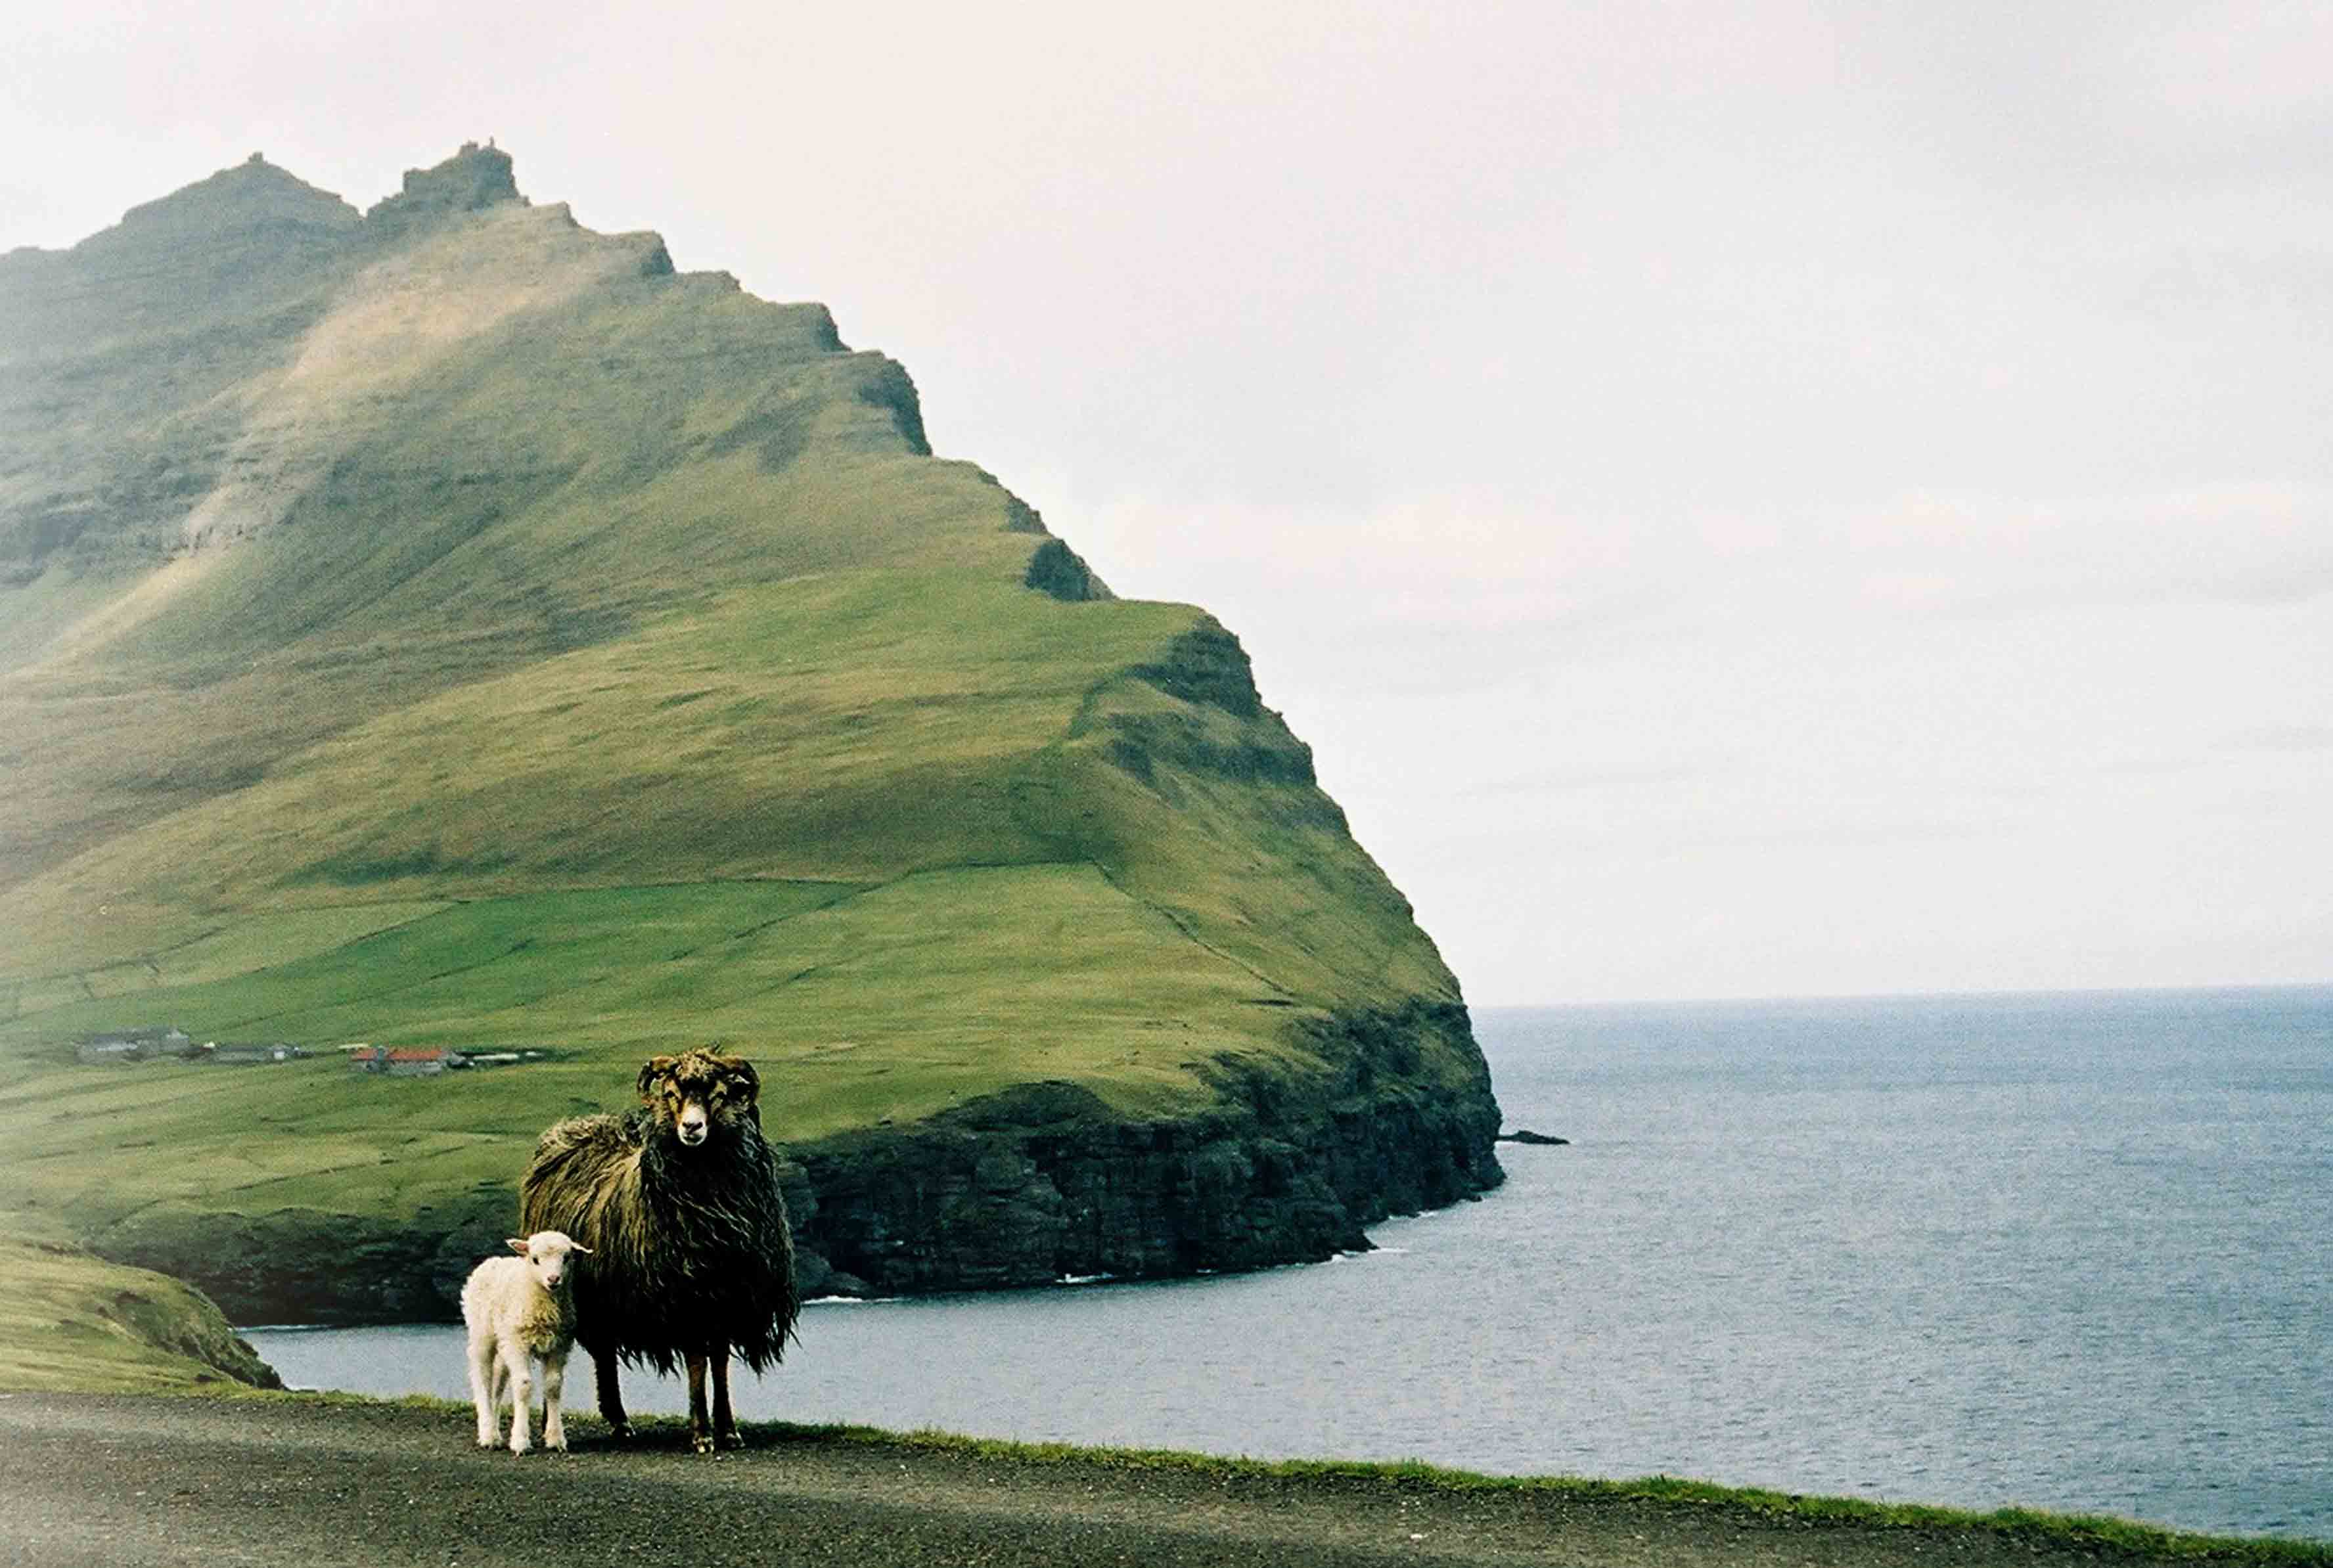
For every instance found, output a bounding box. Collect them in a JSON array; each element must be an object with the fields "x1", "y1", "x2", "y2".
[
  {"x1": 686, "y1": 1351, "x2": 714, "y2": 1454},
  {"x1": 503, "y1": 1347, "x2": 535, "y2": 1455},
  {"x1": 711, "y1": 1343, "x2": 742, "y2": 1450},
  {"x1": 466, "y1": 1329, "x2": 499, "y2": 1449},
  {"x1": 591, "y1": 1344, "x2": 631, "y2": 1441},
  {"x1": 541, "y1": 1348, "x2": 569, "y2": 1452}
]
